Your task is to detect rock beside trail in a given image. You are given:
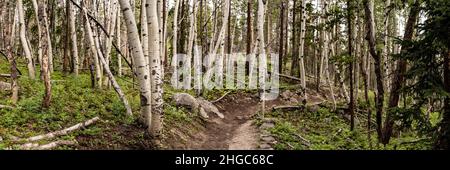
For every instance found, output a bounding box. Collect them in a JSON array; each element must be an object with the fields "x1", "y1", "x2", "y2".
[
  {"x1": 198, "y1": 98, "x2": 225, "y2": 119},
  {"x1": 0, "y1": 81, "x2": 11, "y2": 91},
  {"x1": 281, "y1": 90, "x2": 294, "y2": 100},
  {"x1": 173, "y1": 93, "x2": 199, "y2": 110},
  {"x1": 172, "y1": 93, "x2": 224, "y2": 119}
]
